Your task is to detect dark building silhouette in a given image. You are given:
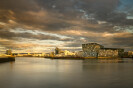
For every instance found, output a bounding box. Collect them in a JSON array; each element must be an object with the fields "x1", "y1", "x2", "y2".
[{"x1": 55, "y1": 47, "x2": 61, "y2": 55}]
